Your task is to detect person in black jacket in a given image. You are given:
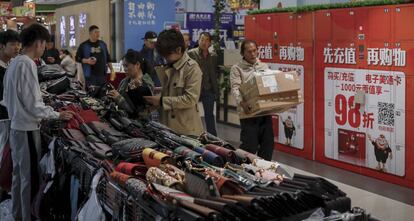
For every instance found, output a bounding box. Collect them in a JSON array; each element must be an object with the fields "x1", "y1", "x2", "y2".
[
  {"x1": 140, "y1": 31, "x2": 165, "y2": 87},
  {"x1": 42, "y1": 37, "x2": 60, "y2": 65},
  {"x1": 76, "y1": 25, "x2": 115, "y2": 87},
  {"x1": 107, "y1": 49, "x2": 154, "y2": 119},
  {"x1": 0, "y1": 29, "x2": 20, "y2": 201},
  {"x1": 188, "y1": 32, "x2": 219, "y2": 136}
]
